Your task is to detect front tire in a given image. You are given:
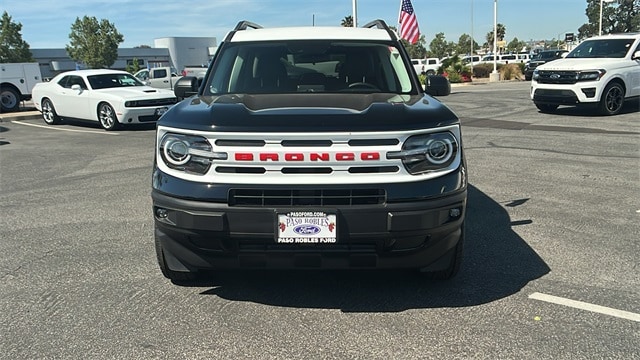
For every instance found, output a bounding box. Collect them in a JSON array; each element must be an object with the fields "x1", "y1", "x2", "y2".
[
  {"x1": 41, "y1": 98, "x2": 61, "y2": 125},
  {"x1": 98, "y1": 103, "x2": 119, "y2": 130},
  {"x1": 154, "y1": 227, "x2": 198, "y2": 283},
  {"x1": 598, "y1": 82, "x2": 625, "y2": 116},
  {"x1": 419, "y1": 225, "x2": 464, "y2": 280}
]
